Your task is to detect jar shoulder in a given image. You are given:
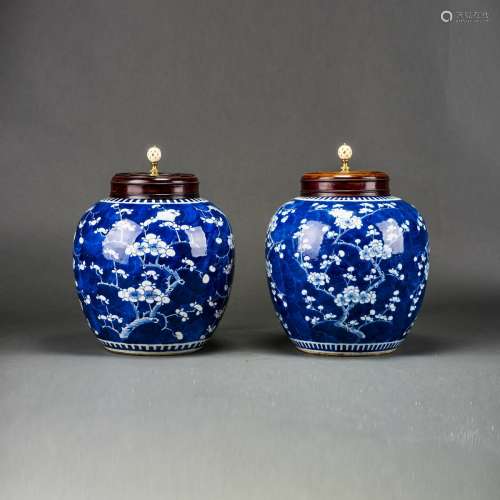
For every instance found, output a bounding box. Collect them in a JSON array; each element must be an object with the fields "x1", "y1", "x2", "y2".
[
  {"x1": 270, "y1": 196, "x2": 425, "y2": 223},
  {"x1": 274, "y1": 194, "x2": 420, "y2": 208},
  {"x1": 74, "y1": 198, "x2": 234, "y2": 252},
  {"x1": 76, "y1": 198, "x2": 232, "y2": 227},
  {"x1": 267, "y1": 196, "x2": 428, "y2": 243}
]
